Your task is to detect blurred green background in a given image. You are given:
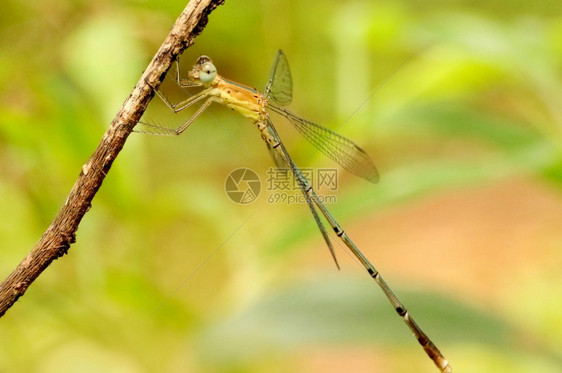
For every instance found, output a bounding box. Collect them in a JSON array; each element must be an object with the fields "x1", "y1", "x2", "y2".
[{"x1": 1, "y1": 0, "x2": 562, "y2": 372}]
